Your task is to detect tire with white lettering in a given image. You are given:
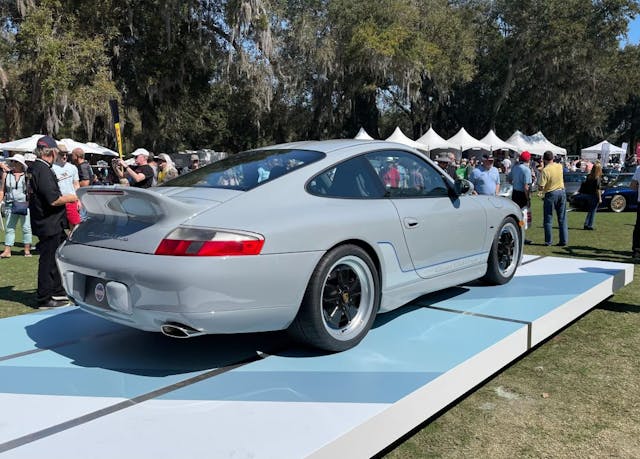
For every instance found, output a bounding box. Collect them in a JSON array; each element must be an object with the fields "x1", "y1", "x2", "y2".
[{"x1": 482, "y1": 217, "x2": 521, "y2": 285}]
